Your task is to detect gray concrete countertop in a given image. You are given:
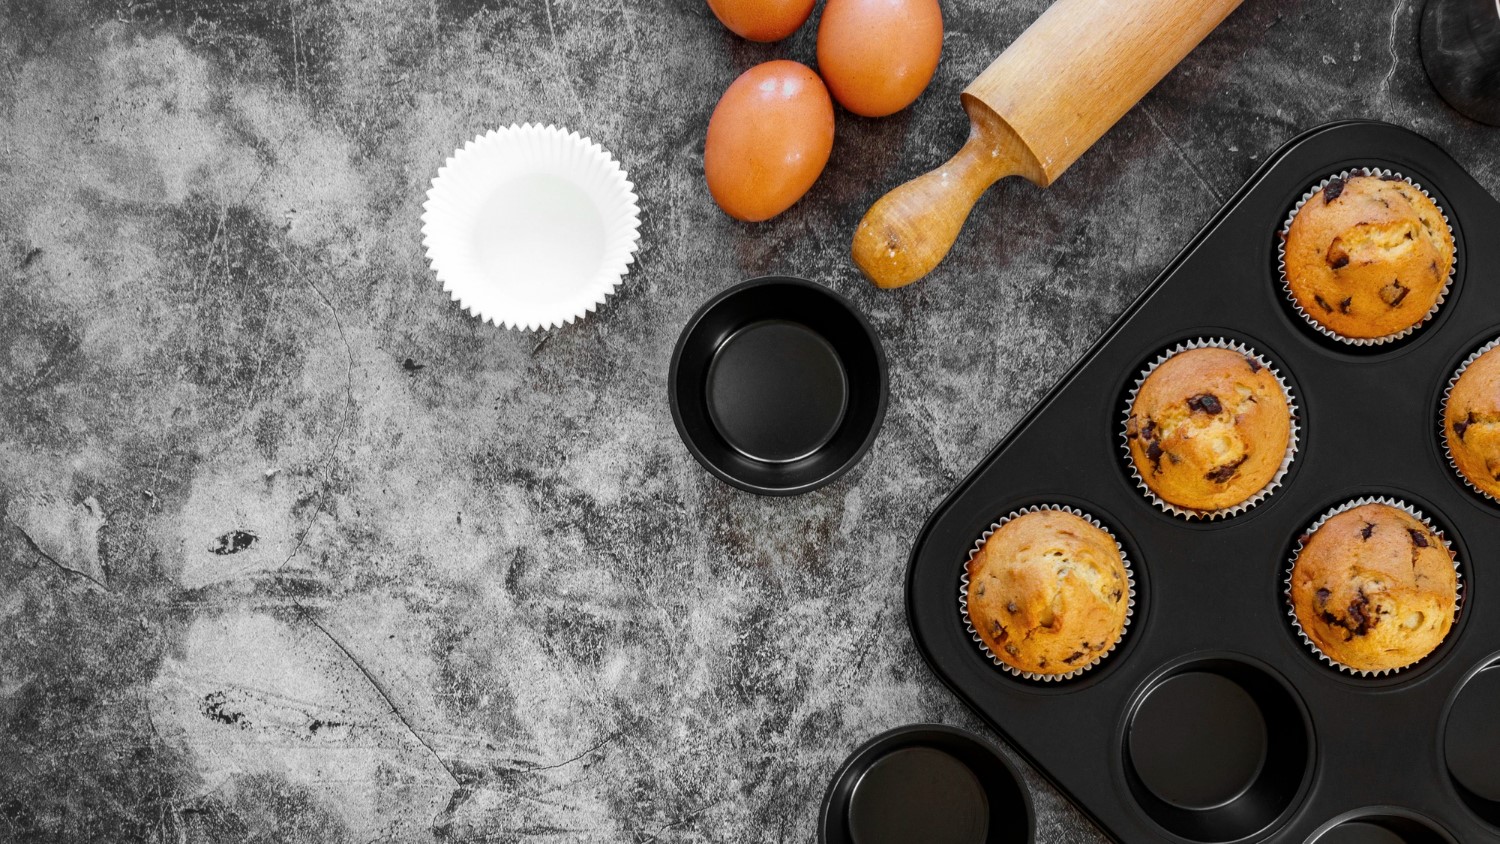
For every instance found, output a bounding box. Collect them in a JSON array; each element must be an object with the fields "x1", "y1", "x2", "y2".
[{"x1": 1, "y1": 1, "x2": 1495, "y2": 841}]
